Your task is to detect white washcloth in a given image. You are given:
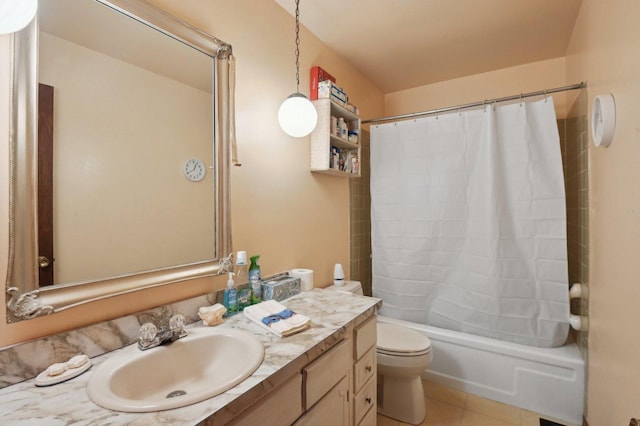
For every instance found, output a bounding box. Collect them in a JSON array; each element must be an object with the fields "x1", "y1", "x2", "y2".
[{"x1": 244, "y1": 300, "x2": 310, "y2": 337}]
